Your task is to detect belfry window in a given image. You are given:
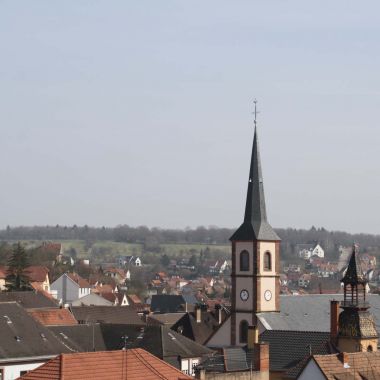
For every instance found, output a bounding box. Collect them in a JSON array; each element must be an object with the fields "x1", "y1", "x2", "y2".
[
  {"x1": 264, "y1": 251, "x2": 272, "y2": 271},
  {"x1": 240, "y1": 250, "x2": 249, "y2": 271},
  {"x1": 239, "y1": 320, "x2": 249, "y2": 343}
]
